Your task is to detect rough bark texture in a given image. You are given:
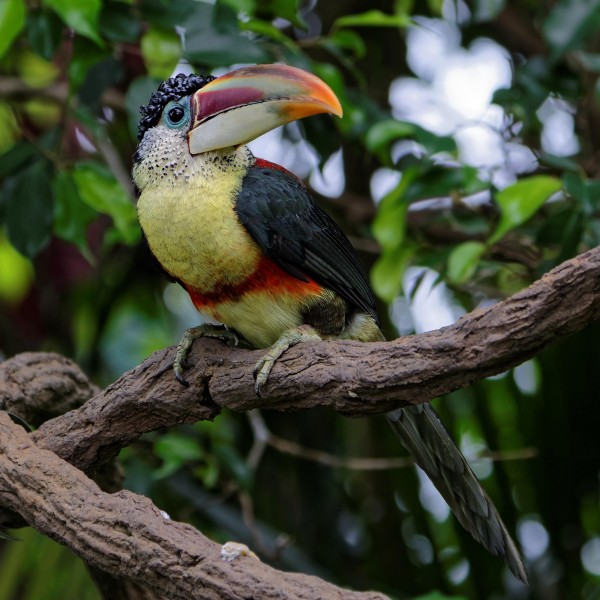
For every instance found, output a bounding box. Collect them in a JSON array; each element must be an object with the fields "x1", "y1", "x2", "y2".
[
  {"x1": 0, "y1": 413, "x2": 387, "y2": 600},
  {"x1": 0, "y1": 351, "x2": 99, "y2": 427},
  {"x1": 1, "y1": 246, "x2": 600, "y2": 598},
  {"x1": 23, "y1": 245, "x2": 600, "y2": 476}
]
